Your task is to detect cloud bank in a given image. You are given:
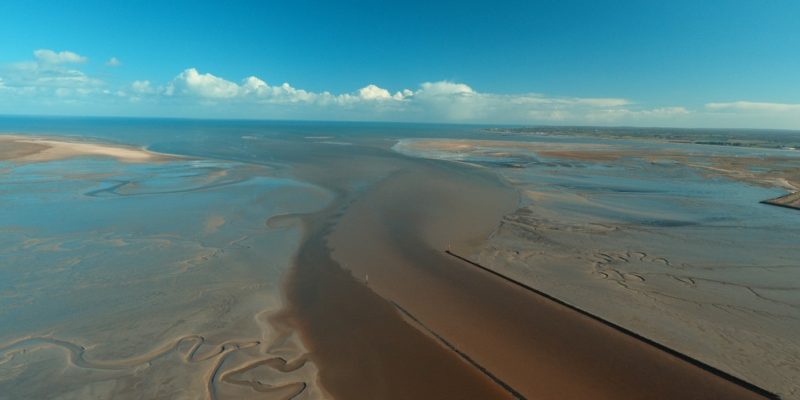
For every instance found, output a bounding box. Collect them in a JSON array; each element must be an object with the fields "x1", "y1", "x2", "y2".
[{"x1": 1, "y1": 49, "x2": 799, "y2": 129}]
